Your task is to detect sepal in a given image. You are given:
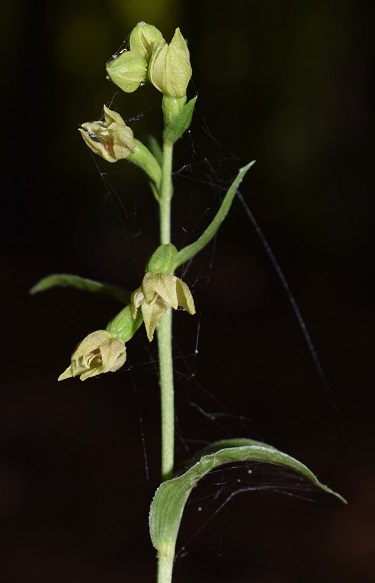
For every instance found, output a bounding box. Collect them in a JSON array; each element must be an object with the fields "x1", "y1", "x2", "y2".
[
  {"x1": 106, "y1": 50, "x2": 147, "y2": 93},
  {"x1": 129, "y1": 22, "x2": 166, "y2": 61}
]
